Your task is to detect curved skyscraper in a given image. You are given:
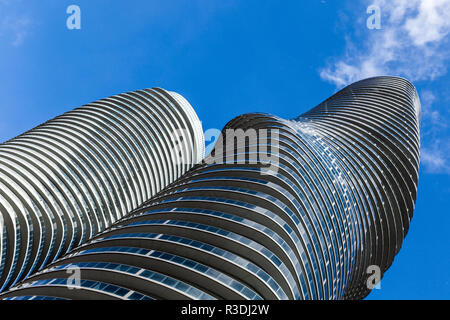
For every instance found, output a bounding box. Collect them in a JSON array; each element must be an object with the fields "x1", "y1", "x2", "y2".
[
  {"x1": 0, "y1": 88, "x2": 205, "y2": 292},
  {"x1": 0, "y1": 76, "x2": 420, "y2": 300}
]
